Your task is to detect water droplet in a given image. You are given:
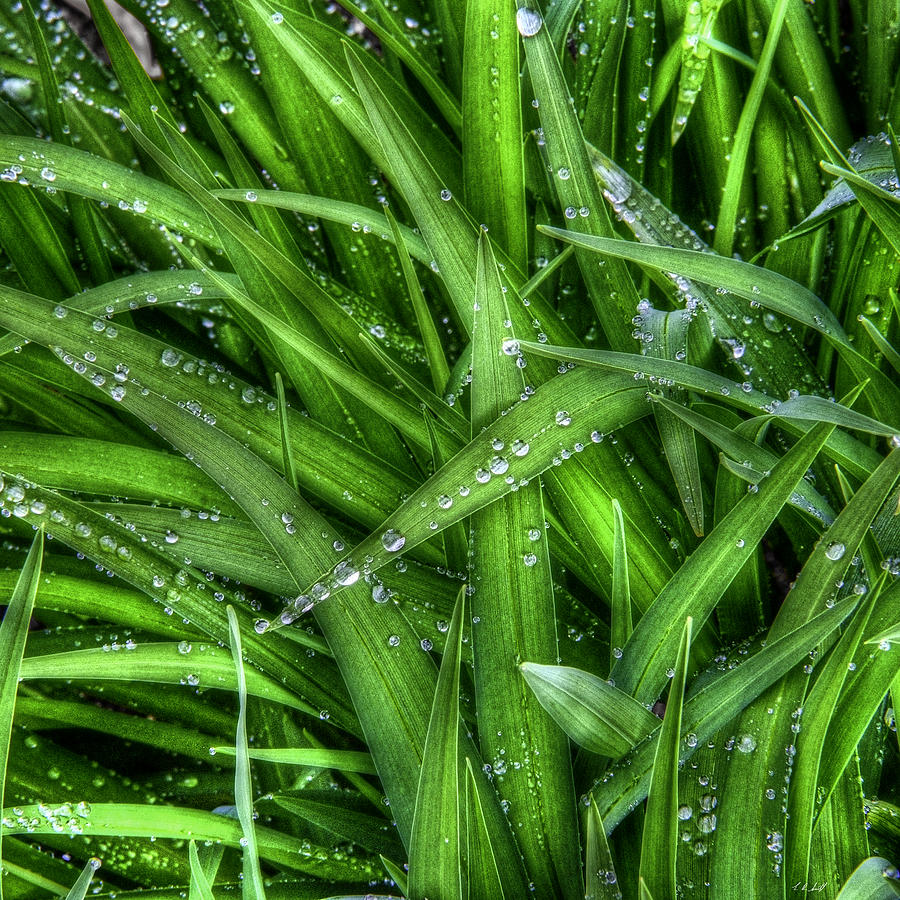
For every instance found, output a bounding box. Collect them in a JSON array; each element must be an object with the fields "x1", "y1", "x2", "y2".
[
  {"x1": 555, "y1": 410, "x2": 572, "y2": 426},
  {"x1": 825, "y1": 541, "x2": 846, "y2": 561},
  {"x1": 381, "y1": 529, "x2": 406, "y2": 552},
  {"x1": 388, "y1": 634, "x2": 401, "y2": 646},
  {"x1": 254, "y1": 618, "x2": 269, "y2": 634},
  {"x1": 516, "y1": 6, "x2": 543, "y2": 37},
  {"x1": 271, "y1": 10, "x2": 283, "y2": 23},
  {"x1": 440, "y1": 189, "x2": 452, "y2": 201},
  {"x1": 332, "y1": 560, "x2": 360, "y2": 586},
  {"x1": 160, "y1": 348, "x2": 181, "y2": 367},
  {"x1": 489, "y1": 455, "x2": 509, "y2": 474},
  {"x1": 523, "y1": 552, "x2": 537, "y2": 567}
]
